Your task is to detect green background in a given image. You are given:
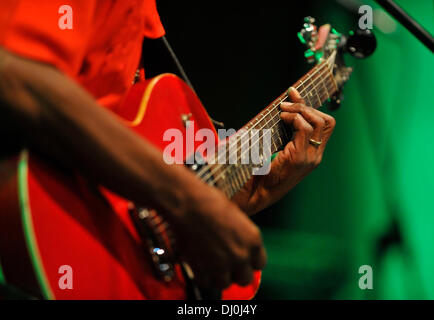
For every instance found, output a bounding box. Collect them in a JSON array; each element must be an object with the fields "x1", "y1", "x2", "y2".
[{"x1": 254, "y1": 0, "x2": 434, "y2": 299}]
